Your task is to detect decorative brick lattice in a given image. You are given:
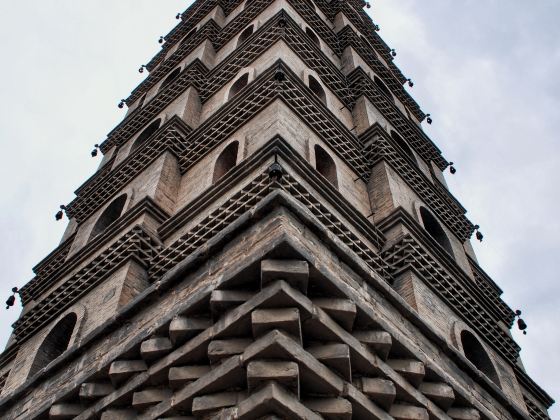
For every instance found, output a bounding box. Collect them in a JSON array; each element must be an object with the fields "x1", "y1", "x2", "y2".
[
  {"x1": 20, "y1": 235, "x2": 76, "y2": 304},
  {"x1": 214, "y1": 0, "x2": 275, "y2": 46},
  {"x1": 127, "y1": 22, "x2": 220, "y2": 106},
  {"x1": 337, "y1": 0, "x2": 407, "y2": 83},
  {"x1": 198, "y1": 10, "x2": 281, "y2": 102},
  {"x1": 72, "y1": 65, "x2": 465, "y2": 242},
  {"x1": 150, "y1": 173, "x2": 271, "y2": 279},
  {"x1": 67, "y1": 122, "x2": 190, "y2": 222},
  {"x1": 469, "y1": 260, "x2": 515, "y2": 327},
  {"x1": 75, "y1": 156, "x2": 116, "y2": 196},
  {"x1": 102, "y1": 62, "x2": 206, "y2": 153},
  {"x1": 283, "y1": 16, "x2": 354, "y2": 107},
  {"x1": 280, "y1": 174, "x2": 389, "y2": 275},
  {"x1": 367, "y1": 134, "x2": 474, "y2": 241},
  {"x1": 150, "y1": 171, "x2": 389, "y2": 281},
  {"x1": 350, "y1": 70, "x2": 447, "y2": 170},
  {"x1": 277, "y1": 66, "x2": 367, "y2": 173},
  {"x1": 525, "y1": 397, "x2": 551, "y2": 420},
  {"x1": 110, "y1": 11, "x2": 428, "y2": 161},
  {"x1": 384, "y1": 236, "x2": 521, "y2": 364},
  {"x1": 145, "y1": 0, "x2": 223, "y2": 71},
  {"x1": 179, "y1": 73, "x2": 279, "y2": 171},
  {"x1": 175, "y1": 63, "x2": 363, "y2": 176},
  {"x1": 13, "y1": 227, "x2": 161, "y2": 342},
  {"x1": 129, "y1": 0, "x2": 274, "y2": 105},
  {"x1": 286, "y1": 0, "x2": 341, "y2": 52},
  {"x1": 137, "y1": 0, "x2": 419, "y2": 124},
  {"x1": 338, "y1": 26, "x2": 424, "y2": 120}
]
